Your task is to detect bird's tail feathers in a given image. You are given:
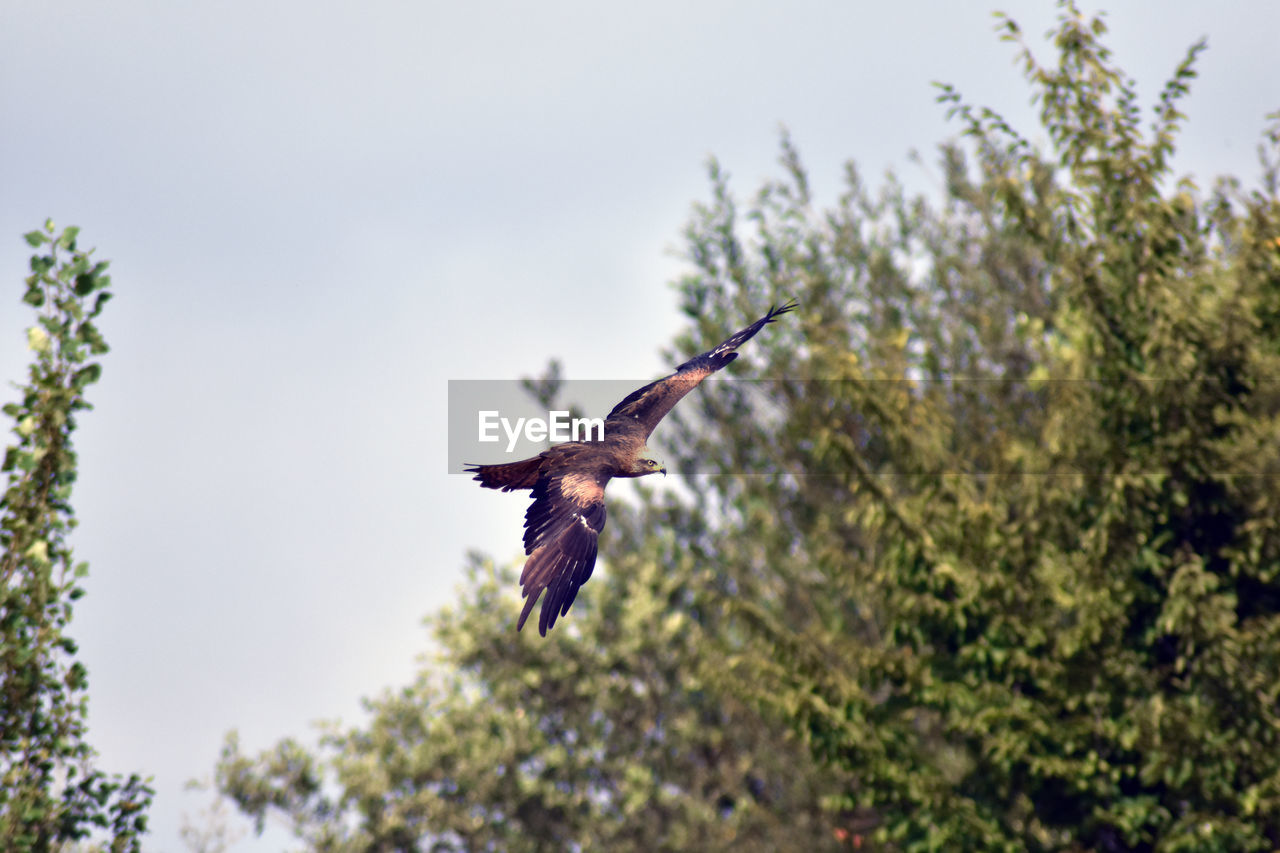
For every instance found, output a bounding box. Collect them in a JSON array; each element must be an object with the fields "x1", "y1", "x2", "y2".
[{"x1": 465, "y1": 455, "x2": 542, "y2": 491}]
